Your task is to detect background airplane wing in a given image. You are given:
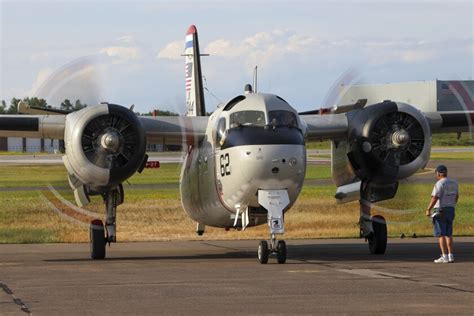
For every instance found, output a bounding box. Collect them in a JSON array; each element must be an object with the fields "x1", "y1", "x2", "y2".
[
  {"x1": 0, "y1": 114, "x2": 66, "y2": 139},
  {"x1": 139, "y1": 115, "x2": 209, "y2": 145}
]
